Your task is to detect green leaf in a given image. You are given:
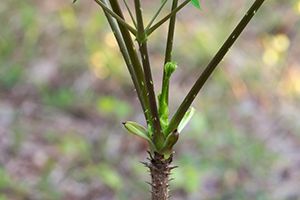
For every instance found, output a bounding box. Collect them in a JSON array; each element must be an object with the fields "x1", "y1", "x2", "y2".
[
  {"x1": 190, "y1": 0, "x2": 201, "y2": 9},
  {"x1": 123, "y1": 121, "x2": 152, "y2": 142},
  {"x1": 73, "y1": 0, "x2": 77, "y2": 3},
  {"x1": 178, "y1": 107, "x2": 195, "y2": 133}
]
